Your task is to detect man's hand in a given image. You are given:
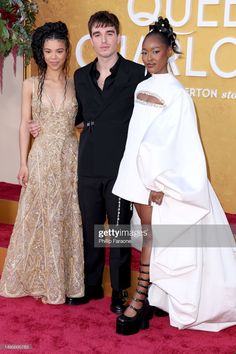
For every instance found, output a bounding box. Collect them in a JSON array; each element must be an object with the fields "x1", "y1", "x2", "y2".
[
  {"x1": 28, "y1": 121, "x2": 41, "y2": 138},
  {"x1": 148, "y1": 190, "x2": 164, "y2": 206}
]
